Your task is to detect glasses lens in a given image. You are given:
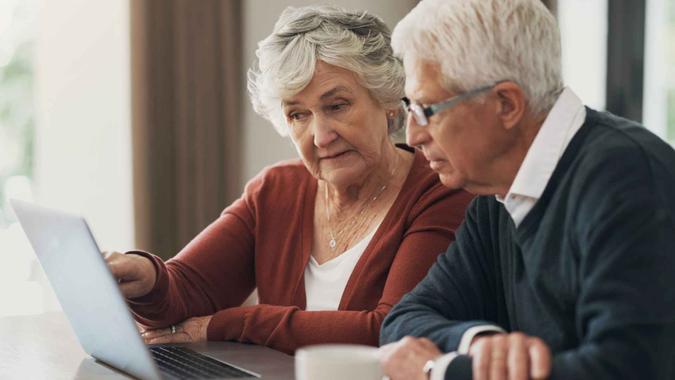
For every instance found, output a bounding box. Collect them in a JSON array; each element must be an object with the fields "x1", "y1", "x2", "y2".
[
  {"x1": 410, "y1": 103, "x2": 428, "y2": 126},
  {"x1": 401, "y1": 98, "x2": 428, "y2": 126}
]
